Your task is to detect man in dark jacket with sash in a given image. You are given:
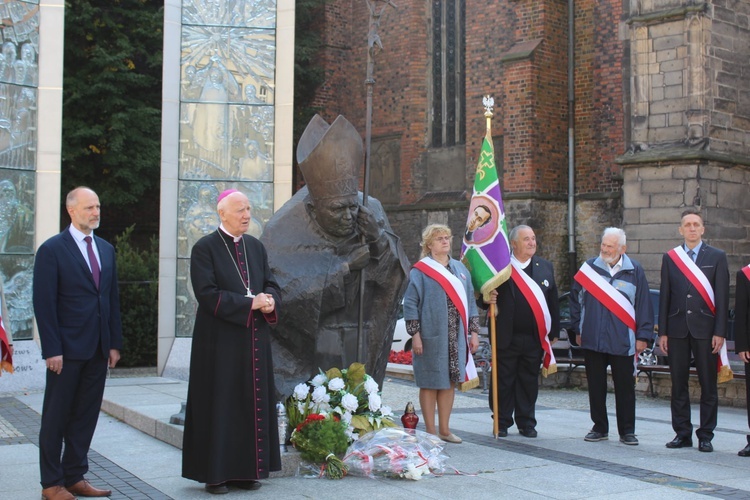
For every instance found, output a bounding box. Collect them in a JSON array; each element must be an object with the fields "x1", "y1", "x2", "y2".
[
  {"x1": 659, "y1": 208, "x2": 729, "y2": 453},
  {"x1": 482, "y1": 225, "x2": 559, "y2": 438},
  {"x1": 571, "y1": 227, "x2": 653, "y2": 446}
]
